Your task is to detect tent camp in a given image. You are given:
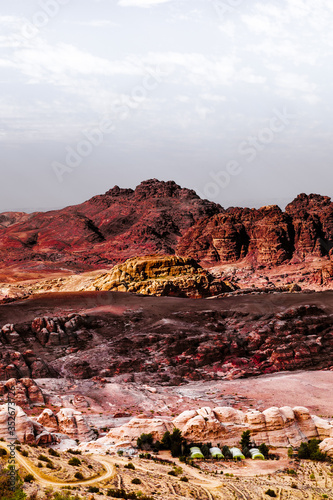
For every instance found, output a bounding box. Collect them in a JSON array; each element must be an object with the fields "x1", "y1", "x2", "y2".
[
  {"x1": 230, "y1": 447, "x2": 245, "y2": 460},
  {"x1": 190, "y1": 447, "x2": 204, "y2": 459},
  {"x1": 210, "y1": 447, "x2": 224, "y2": 459},
  {"x1": 250, "y1": 448, "x2": 265, "y2": 460}
]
